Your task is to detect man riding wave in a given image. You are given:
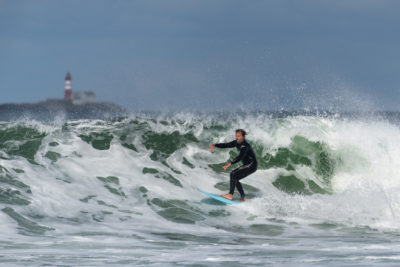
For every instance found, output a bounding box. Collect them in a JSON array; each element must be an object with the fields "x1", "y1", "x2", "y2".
[{"x1": 209, "y1": 129, "x2": 257, "y2": 201}]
